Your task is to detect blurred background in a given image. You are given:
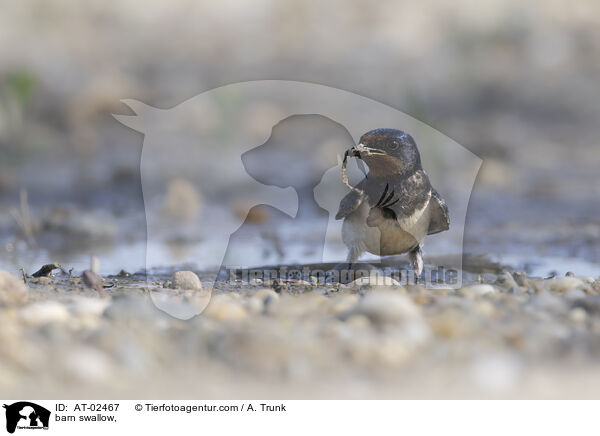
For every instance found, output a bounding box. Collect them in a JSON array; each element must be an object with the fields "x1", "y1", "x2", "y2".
[
  {"x1": 1, "y1": 0, "x2": 599, "y2": 275},
  {"x1": 1, "y1": 0, "x2": 600, "y2": 398}
]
